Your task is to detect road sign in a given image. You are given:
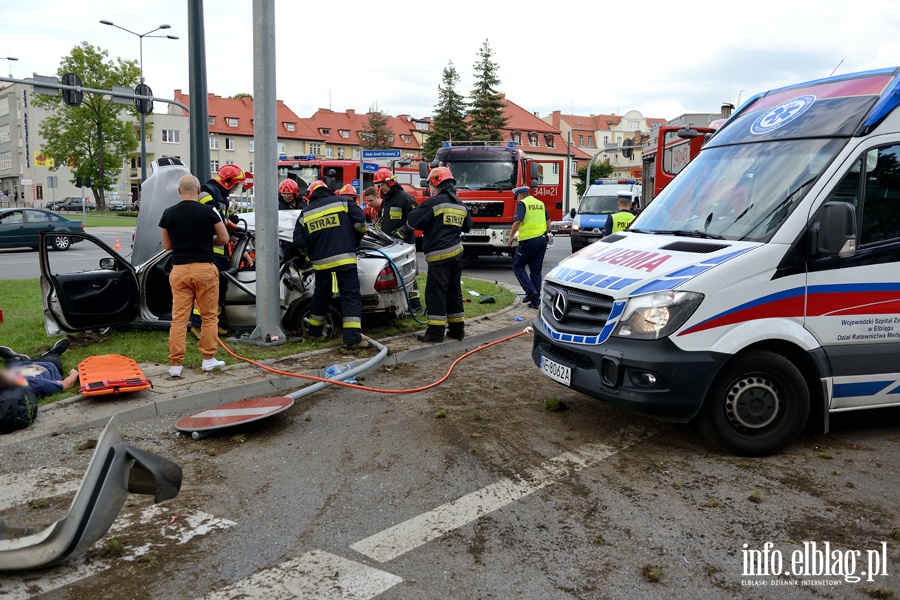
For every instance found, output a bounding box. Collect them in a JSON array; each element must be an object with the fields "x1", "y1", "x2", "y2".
[
  {"x1": 362, "y1": 149, "x2": 401, "y2": 160},
  {"x1": 351, "y1": 179, "x2": 360, "y2": 192},
  {"x1": 111, "y1": 86, "x2": 133, "y2": 105},
  {"x1": 175, "y1": 396, "x2": 294, "y2": 437},
  {"x1": 362, "y1": 161, "x2": 379, "y2": 173},
  {"x1": 47, "y1": 176, "x2": 58, "y2": 188}
]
